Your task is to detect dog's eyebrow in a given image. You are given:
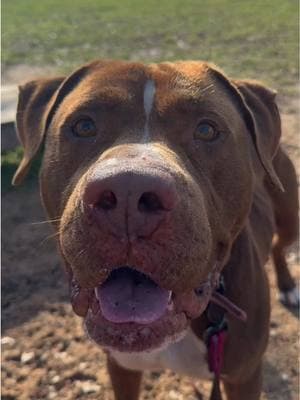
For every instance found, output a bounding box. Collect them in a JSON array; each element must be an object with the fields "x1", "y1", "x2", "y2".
[
  {"x1": 79, "y1": 87, "x2": 133, "y2": 107},
  {"x1": 174, "y1": 83, "x2": 215, "y2": 100},
  {"x1": 156, "y1": 84, "x2": 216, "y2": 112}
]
